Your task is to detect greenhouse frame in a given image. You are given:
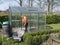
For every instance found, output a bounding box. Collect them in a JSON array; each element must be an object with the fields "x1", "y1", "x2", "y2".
[{"x1": 8, "y1": 6, "x2": 46, "y2": 32}]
